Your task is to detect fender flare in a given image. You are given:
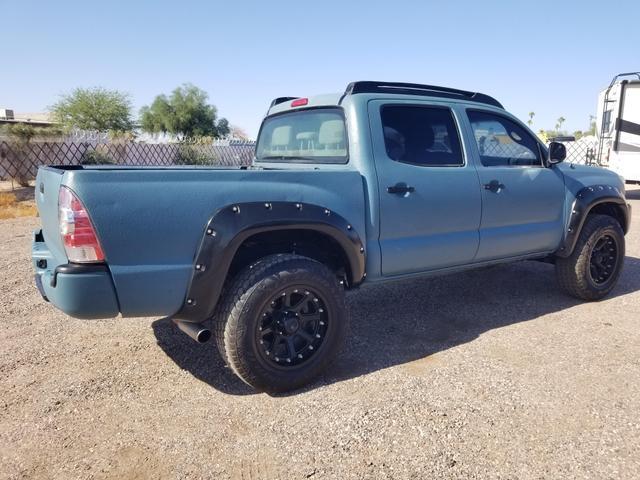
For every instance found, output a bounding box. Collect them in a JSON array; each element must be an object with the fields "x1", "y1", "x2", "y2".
[
  {"x1": 173, "y1": 202, "x2": 366, "y2": 322},
  {"x1": 556, "y1": 184, "x2": 630, "y2": 258}
]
